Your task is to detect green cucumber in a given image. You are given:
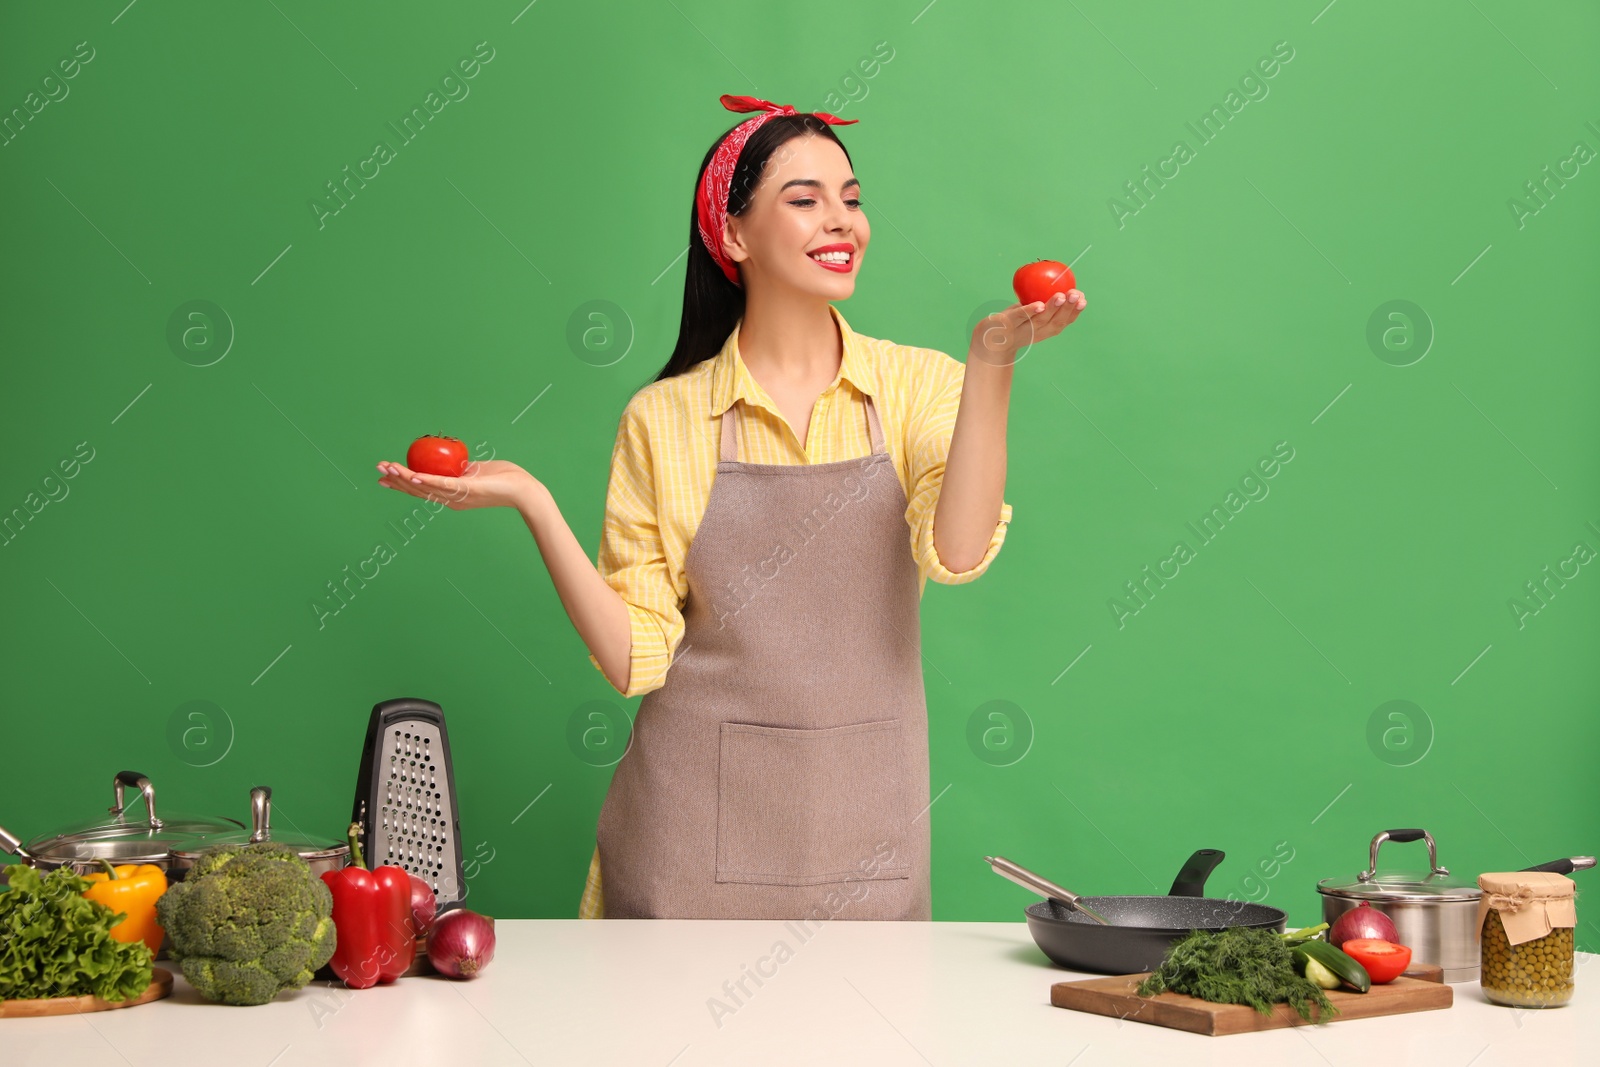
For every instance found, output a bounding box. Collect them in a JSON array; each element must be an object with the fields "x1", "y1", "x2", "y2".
[
  {"x1": 1302, "y1": 955, "x2": 1341, "y2": 989},
  {"x1": 1292, "y1": 940, "x2": 1371, "y2": 993}
]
